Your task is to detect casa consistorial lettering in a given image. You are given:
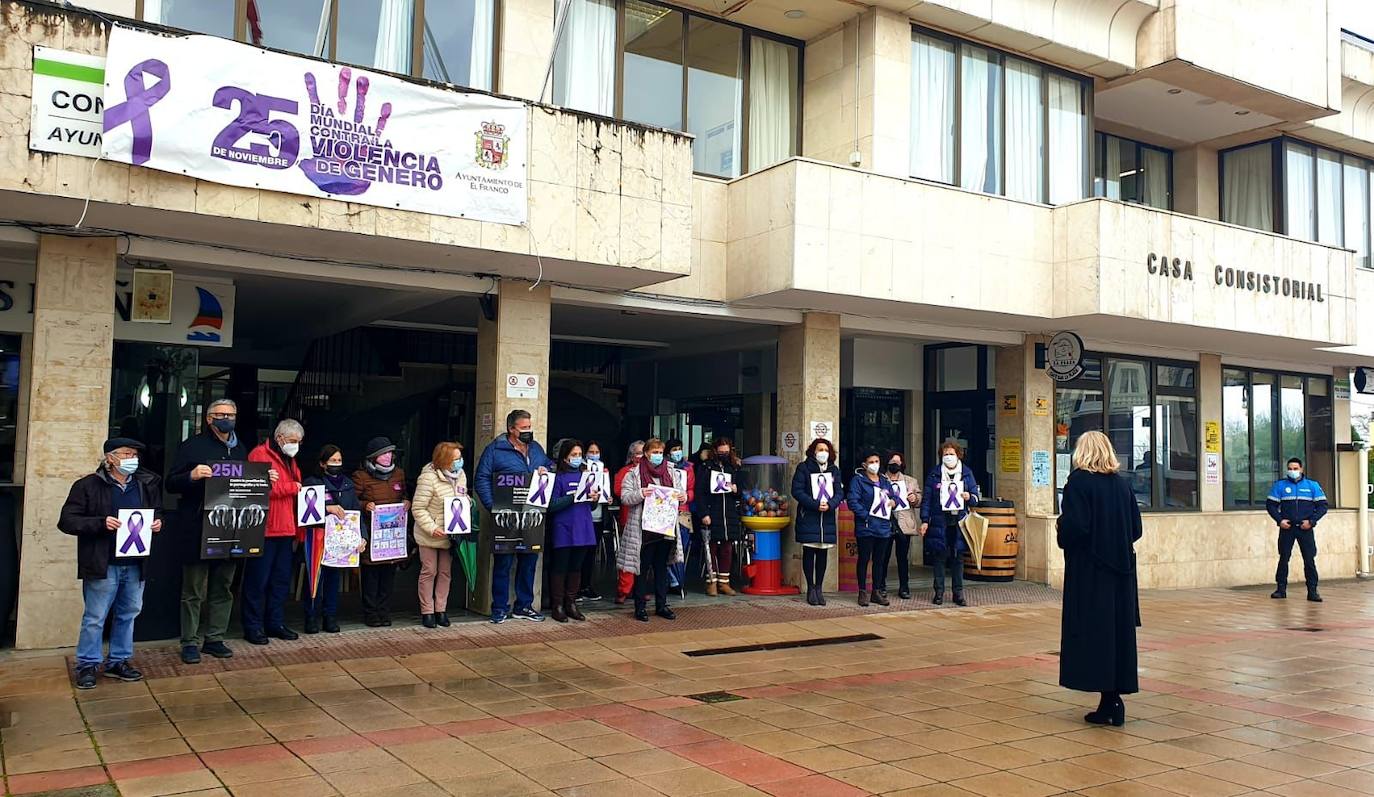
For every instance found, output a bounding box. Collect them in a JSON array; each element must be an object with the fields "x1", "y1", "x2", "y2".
[{"x1": 1145, "y1": 253, "x2": 1325, "y2": 303}]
